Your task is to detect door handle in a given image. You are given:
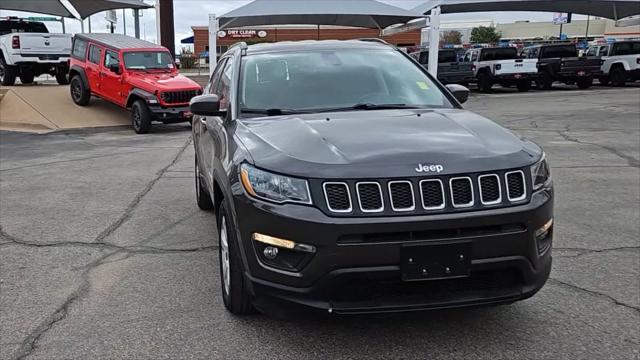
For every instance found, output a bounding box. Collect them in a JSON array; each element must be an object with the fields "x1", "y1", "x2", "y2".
[{"x1": 199, "y1": 118, "x2": 207, "y2": 125}]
